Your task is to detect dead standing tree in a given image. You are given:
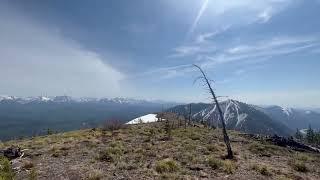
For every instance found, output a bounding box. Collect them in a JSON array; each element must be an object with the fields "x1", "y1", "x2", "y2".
[{"x1": 193, "y1": 64, "x2": 233, "y2": 159}]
